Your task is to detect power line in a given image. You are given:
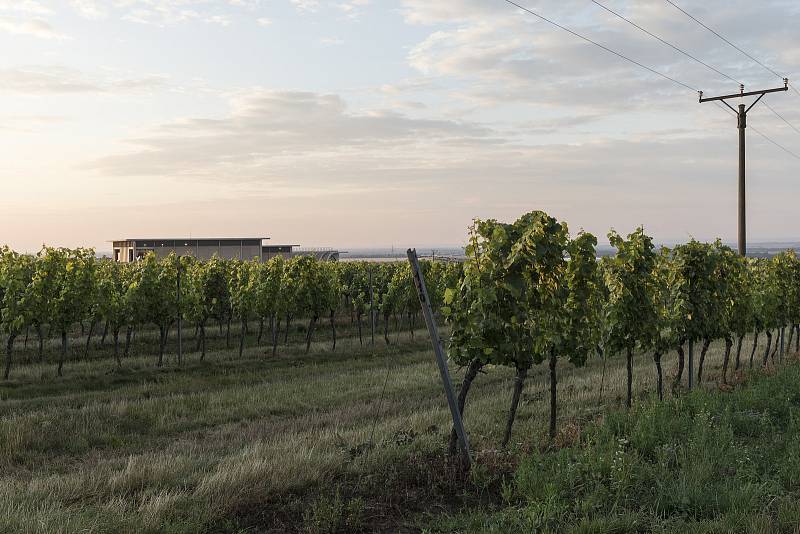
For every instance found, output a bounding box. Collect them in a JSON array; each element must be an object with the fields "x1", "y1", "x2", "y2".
[
  {"x1": 713, "y1": 102, "x2": 800, "y2": 160},
  {"x1": 660, "y1": 1, "x2": 800, "y2": 158},
  {"x1": 662, "y1": 0, "x2": 785, "y2": 80},
  {"x1": 501, "y1": 0, "x2": 800, "y2": 163},
  {"x1": 502, "y1": 0, "x2": 698, "y2": 92},
  {"x1": 591, "y1": 0, "x2": 741, "y2": 86},
  {"x1": 750, "y1": 125, "x2": 800, "y2": 161},
  {"x1": 762, "y1": 101, "x2": 800, "y2": 137},
  {"x1": 663, "y1": 1, "x2": 800, "y2": 101}
]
